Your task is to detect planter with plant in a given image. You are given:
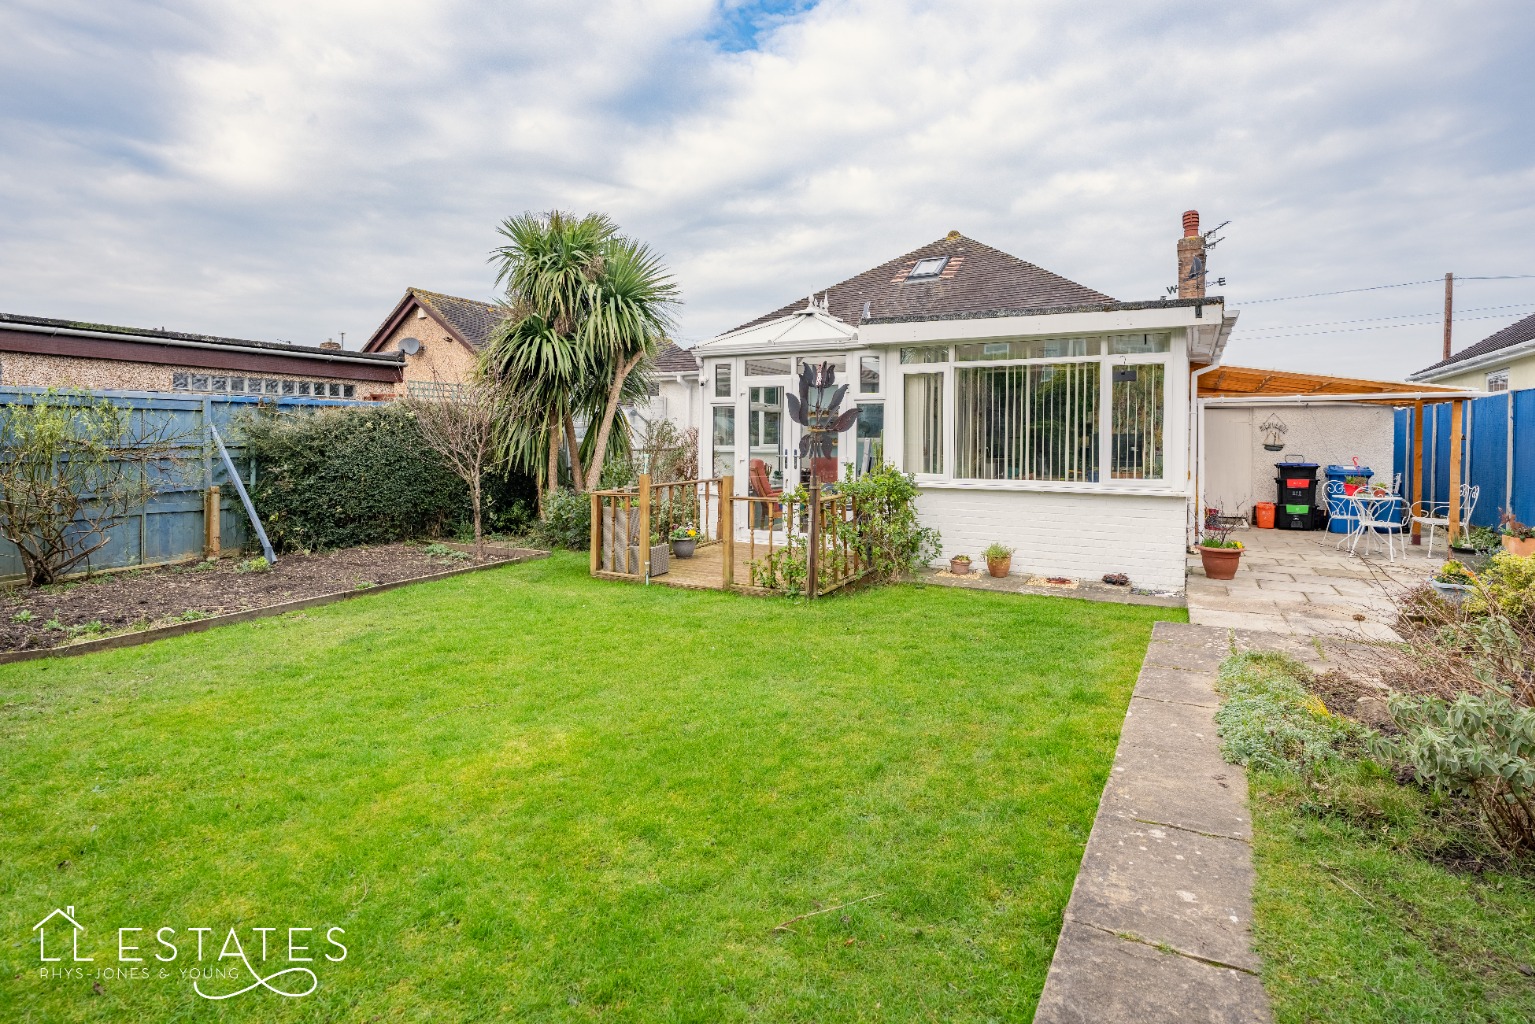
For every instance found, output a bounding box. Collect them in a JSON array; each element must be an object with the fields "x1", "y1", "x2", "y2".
[
  {"x1": 1452, "y1": 524, "x2": 1501, "y2": 555},
  {"x1": 1500, "y1": 511, "x2": 1535, "y2": 557},
  {"x1": 1343, "y1": 474, "x2": 1369, "y2": 496},
  {"x1": 1430, "y1": 559, "x2": 1477, "y2": 604},
  {"x1": 1198, "y1": 521, "x2": 1245, "y2": 580},
  {"x1": 949, "y1": 554, "x2": 973, "y2": 576},
  {"x1": 670, "y1": 526, "x2": 699, "y2": 558},
  {"x1": 983, "y1": 543, "x2": 1014, "y2": 578}
]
